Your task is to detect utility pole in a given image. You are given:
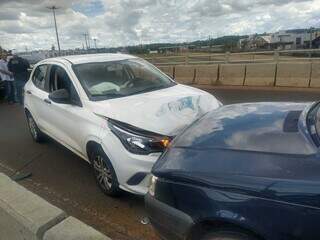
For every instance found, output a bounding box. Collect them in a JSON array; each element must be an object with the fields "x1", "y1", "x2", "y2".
[
  {"x1": 309, "y1": 27, "x2": 314, "y2": 49},
  {"x1": 87, "y1": 33, "x2": 91, "y2": 49},
  {"x1": 83, "y1": 33, "x2": 89, "y2": 50},
  {"x1": 47, "y1": 6, "x2": 61, "y2": 54},
  {"x1": 93, "y1": 38, "x2": 98, "y2": 49}
]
